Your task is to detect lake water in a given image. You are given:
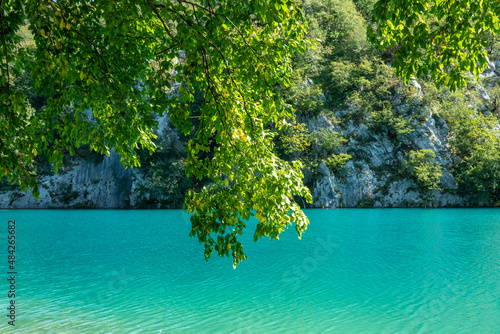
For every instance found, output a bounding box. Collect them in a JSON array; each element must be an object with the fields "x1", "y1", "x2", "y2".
[{"x1": 0, "y1": 209, "x2": 498, "y2": 333}]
